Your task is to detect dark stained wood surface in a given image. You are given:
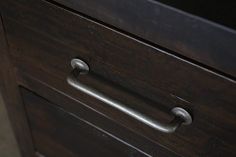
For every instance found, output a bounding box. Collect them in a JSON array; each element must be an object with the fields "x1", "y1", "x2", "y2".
[
  {"x1": 0, "y1": 15, "x2": 36, "y2": 157},
  {"x1": 22, "y1": 88, "x2": 148, "y2": 157},
  {"x1": 21, "y1": 87, "x2": 180, "y2": 157},
  {"x1": 18, "y1": 73, "x2": 181, "y2": 157},
  {"x1": 48, "y1": 0, "x2": 236, "y2": 78},
  {"x1": 4, "y1": 18, "x2": 235, "y2": 156},
  {"x1": 1, "y1": 0, "x2": 236, "y2": 156},
  {"x1": 16, "y1": 61, "x2": 236, "y2": 157}
]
